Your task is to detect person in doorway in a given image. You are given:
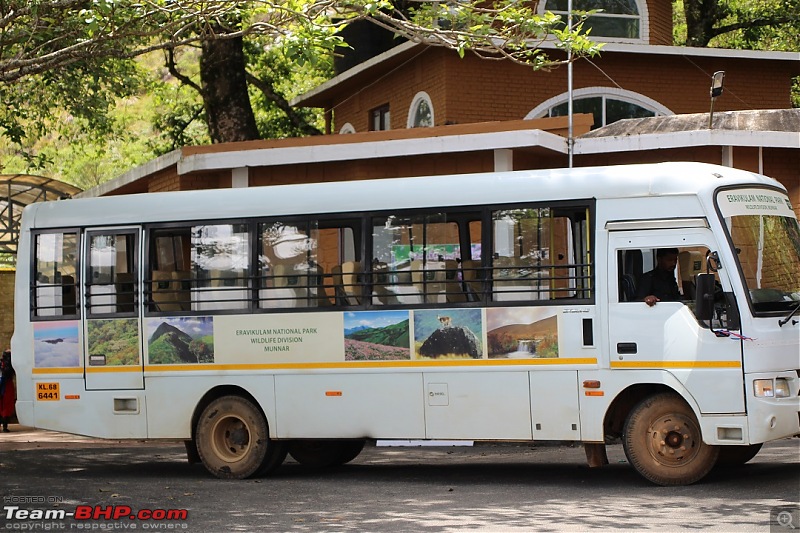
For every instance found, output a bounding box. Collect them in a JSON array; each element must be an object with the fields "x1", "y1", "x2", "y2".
[
  {"x1": 0, "y1": 349, "x2": 16, "y2": 432},
  {"x1": 636, "y1": 248, "x2": 682, "y2": 307}
]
